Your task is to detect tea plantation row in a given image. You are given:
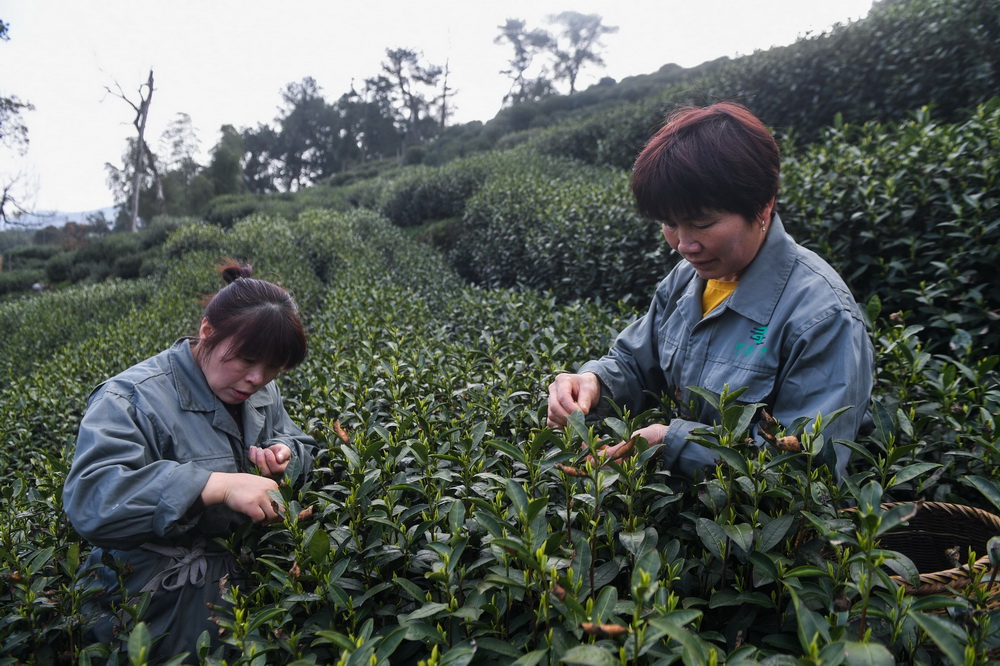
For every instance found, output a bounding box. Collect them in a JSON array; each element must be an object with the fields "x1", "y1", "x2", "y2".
[
  {"x1": 2, "y1": 205, "x2": 1000, "y2": 664},
  {"x1": 353, "y1": 100, "x2": 1000, "y2": 357}
]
